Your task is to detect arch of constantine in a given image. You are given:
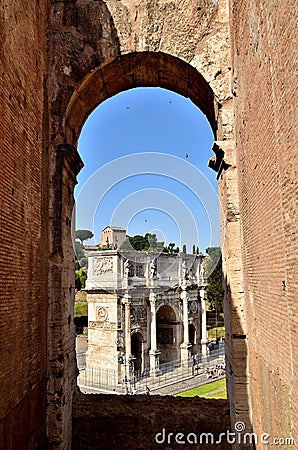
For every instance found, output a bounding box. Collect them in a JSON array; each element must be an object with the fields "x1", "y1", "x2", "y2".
[
  {"x1": 84, "y1": 249, "x2": 207, "y2": 384},
  {"x1": 0, "y1": 0, "x2": 296, "y2": 449}
]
